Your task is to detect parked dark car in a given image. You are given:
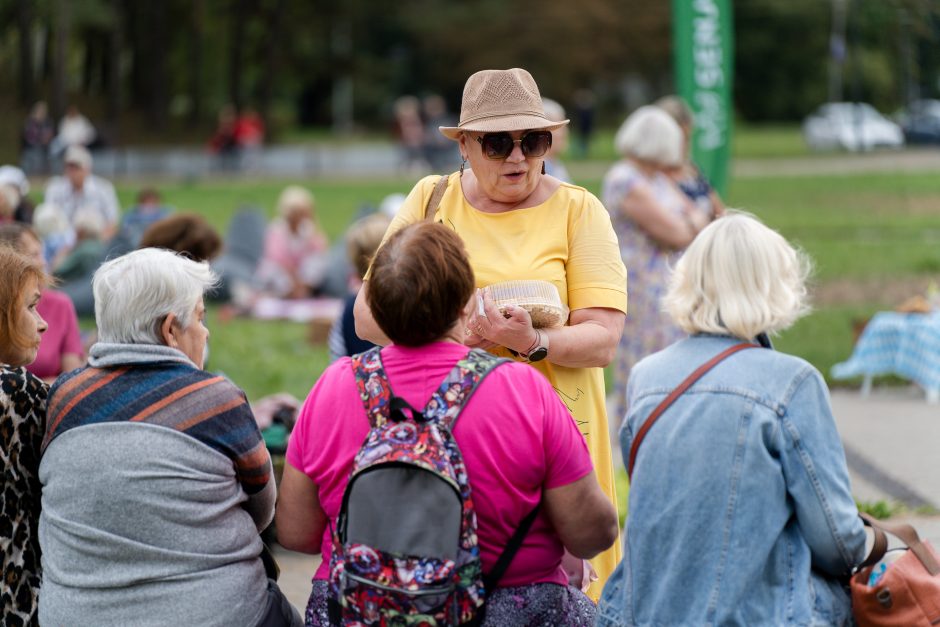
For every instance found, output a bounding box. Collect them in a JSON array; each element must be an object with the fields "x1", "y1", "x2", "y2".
[{"x1": 898, "y1": 99, "x2": 940, "y2": 144}]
